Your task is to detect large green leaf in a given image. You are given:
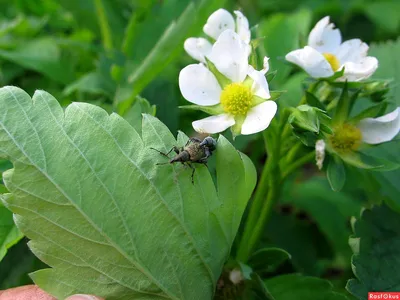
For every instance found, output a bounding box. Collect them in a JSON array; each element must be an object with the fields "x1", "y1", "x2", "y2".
[
  {"x1": 0, "y1": 86, "x2": 256, "y2": 299},
  {"x1": 346, "y1": 205, "x2": 400, "y2": 299},
  {"x1": 266, "y1": 274, "x2": 349, "y2": 300},
  {"x1": 0, "y1": 202, "x2": 23, "y2": 262}
]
